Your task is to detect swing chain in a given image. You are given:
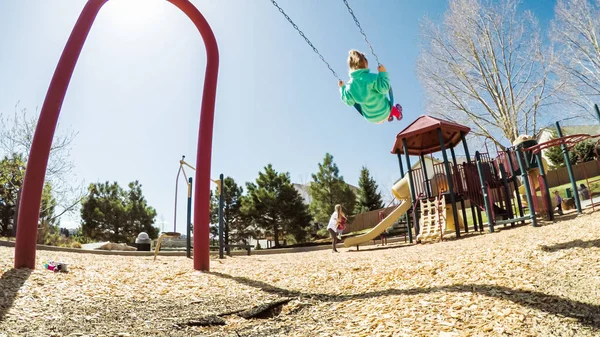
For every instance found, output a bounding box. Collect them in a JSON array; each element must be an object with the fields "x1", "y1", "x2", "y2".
[
  {"x1": 269, "y1": 0, "x2": 341, "y2": 81},
  {"x1": 342, "y1": 0, "x2": 380, "y2": 66}
]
